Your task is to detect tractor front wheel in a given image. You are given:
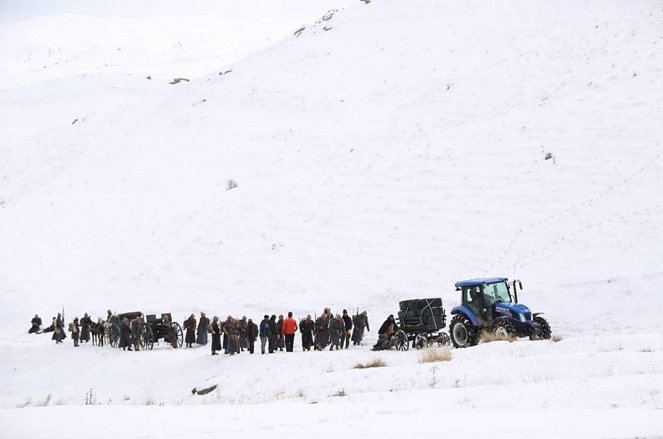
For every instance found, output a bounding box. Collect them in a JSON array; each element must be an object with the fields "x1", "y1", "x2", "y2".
[
  {"x1": 492, "y1": 319, "x2": 515, "y2": 340},
  {"x1": 530, "y1": 316, "x2": 552, "y2": 340},
  {"x1": 449, "y1": 314, "x2": 478, "y2": 348}
]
